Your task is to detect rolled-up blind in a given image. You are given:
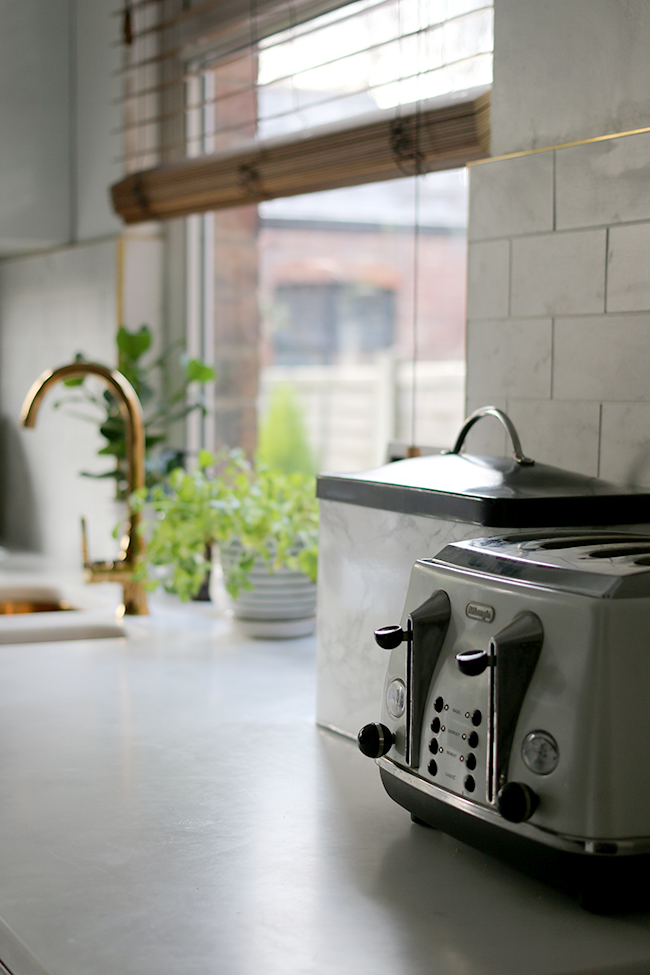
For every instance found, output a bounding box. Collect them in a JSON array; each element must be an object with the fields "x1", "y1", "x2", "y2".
[
  {"x1": 113, "y1": 0, "x2": 492, "y2": 223},
  {"x1": 113, "y1": 88, "x2": 489, "y2": 222}
]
